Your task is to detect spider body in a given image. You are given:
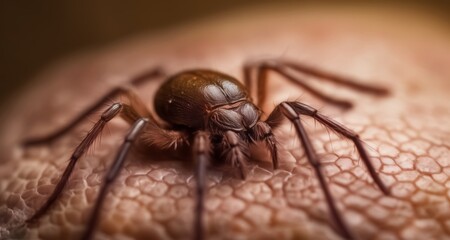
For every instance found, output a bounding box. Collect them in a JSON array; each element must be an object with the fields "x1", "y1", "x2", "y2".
[
  {"x1": 155, "y1": 70, "x2": 260, "y2": 132},
  {"x1": 24, "y1": 60, "x2": 390, "y2": 240}
]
